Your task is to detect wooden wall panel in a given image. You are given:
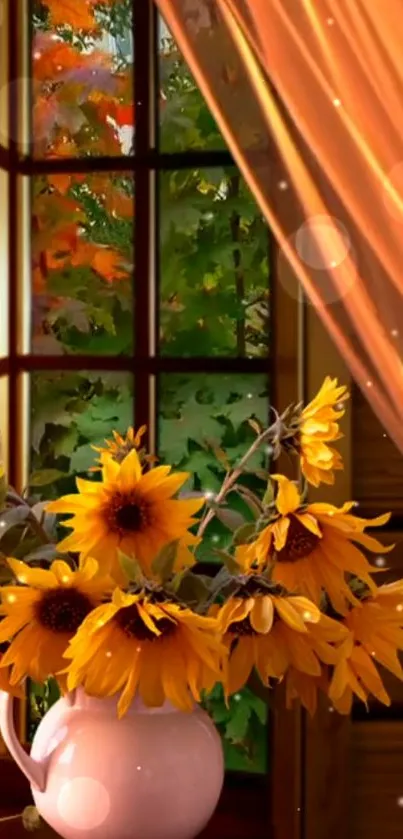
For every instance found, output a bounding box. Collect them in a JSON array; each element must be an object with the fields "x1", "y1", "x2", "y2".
[
  {"x1": 271, "y1": 221, "x2": 303, "y2": 839},
  {"x1": 349, "y1": 722, "x2": 403, "y2": 839},
  {"x1": 352, "y1": 385, "x2": 403, "y2": 516},
  {"x1": 303, "y1": 305, "x2": 352, "y2": 839}
]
